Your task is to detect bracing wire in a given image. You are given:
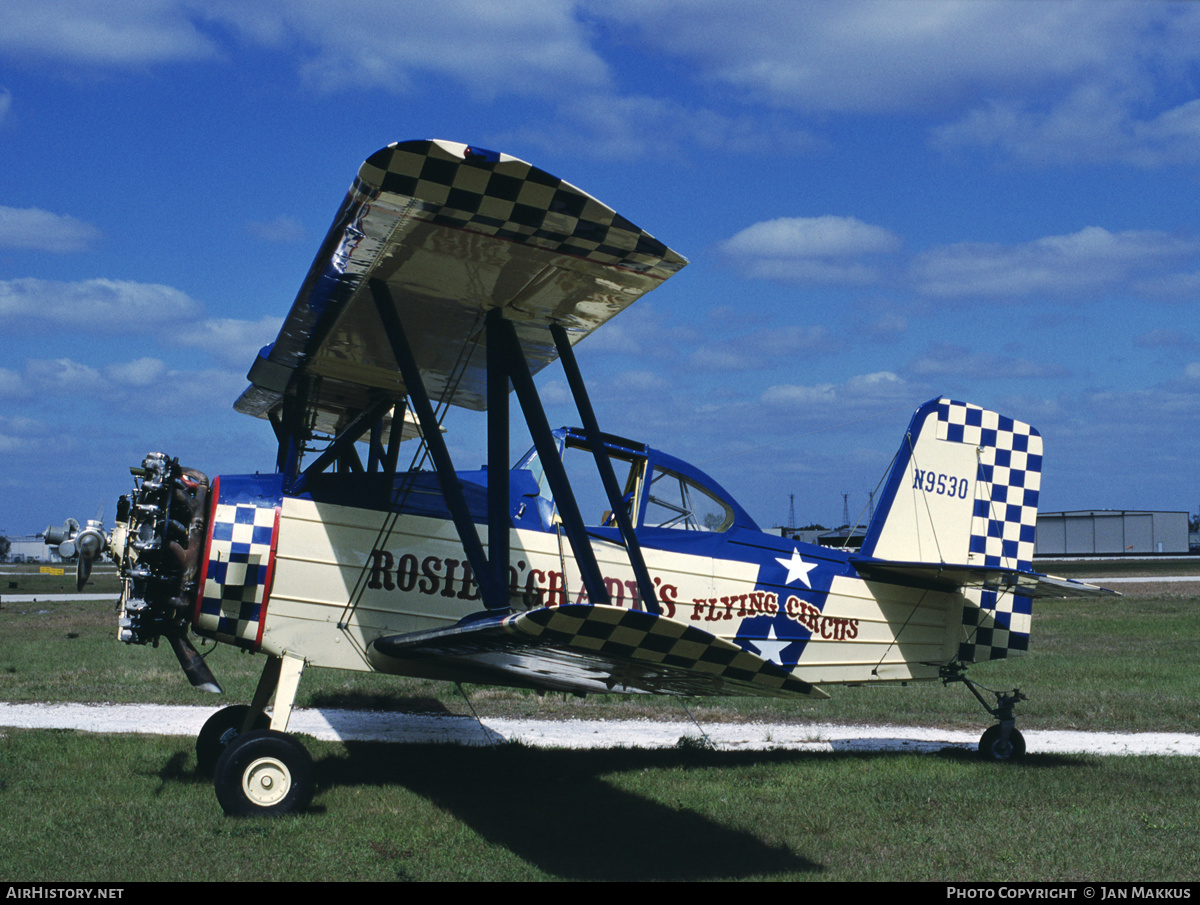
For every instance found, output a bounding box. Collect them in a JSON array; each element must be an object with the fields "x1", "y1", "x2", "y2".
[{"x1": 338, "y1": 309, "x2": 487, "y2": 628}]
